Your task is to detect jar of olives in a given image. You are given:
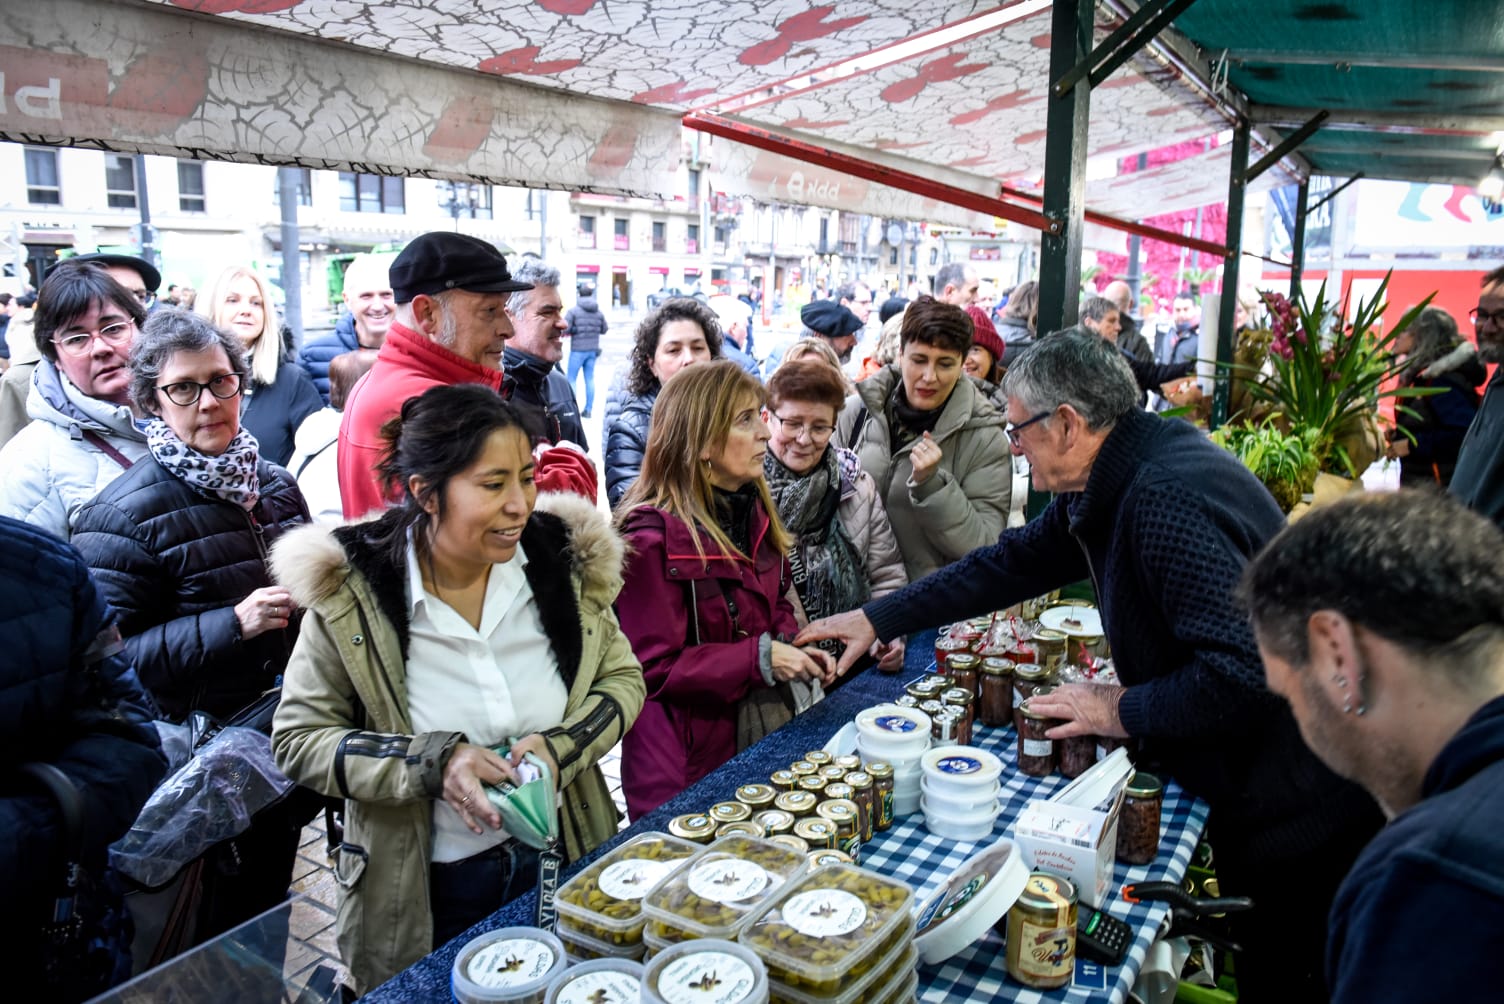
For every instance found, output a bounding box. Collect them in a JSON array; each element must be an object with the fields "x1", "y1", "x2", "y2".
[
  {"x1": 735, "y1": 784, "x2": 777, "y2": 811},
  {"x1": 667, "y1": 814, "x2": 717, "y2": 844},
  {"x1": 709, "y1": 802, "x2": 752, "y2": 827},
  {"x1": 864, "y1": 763, "x2": 895, "y2": 831},
  {"x1": 818, "y1": 764, "x2": 848, "y2": 784},
  {"x1": 796, "y1": 775, "x2": 827, "y2": 797},
  {"x1": 792, "y1": 817, "x2": 837, "y2": 851},
  {"x1": 832, "y1": 754, "x2": 862, "y2": 773},
  {"x1": 1116, "y1": 772, "x2": 1164, "y2": 865},
  {"x1": 842, "y1": 772, "x2": 874, "y2": 842},
  {"x1": 803, "y1": 751, "x2": 833, "y2": 767},
  {"x1": 769, "y1": 769, "x2": 798, "y2": 792},
  {"x1": 755, "y1": 809, "x2": 795, "y2": 838},
  {"x1": 773, "y1": 790, "x2": 818, "y2": 818},
  {"x1": 815, "y1": 799, "x2": 862, "y2": 863},
  {"x1": 1017, "y1": 699, "x2": 1060, "y2": 777}
]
